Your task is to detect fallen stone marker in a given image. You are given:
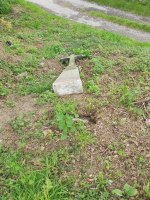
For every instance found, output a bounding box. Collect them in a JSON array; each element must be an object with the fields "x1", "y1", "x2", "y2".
[{"x1": 53, "y1": 54, "x2": 84, "y2": 96}]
